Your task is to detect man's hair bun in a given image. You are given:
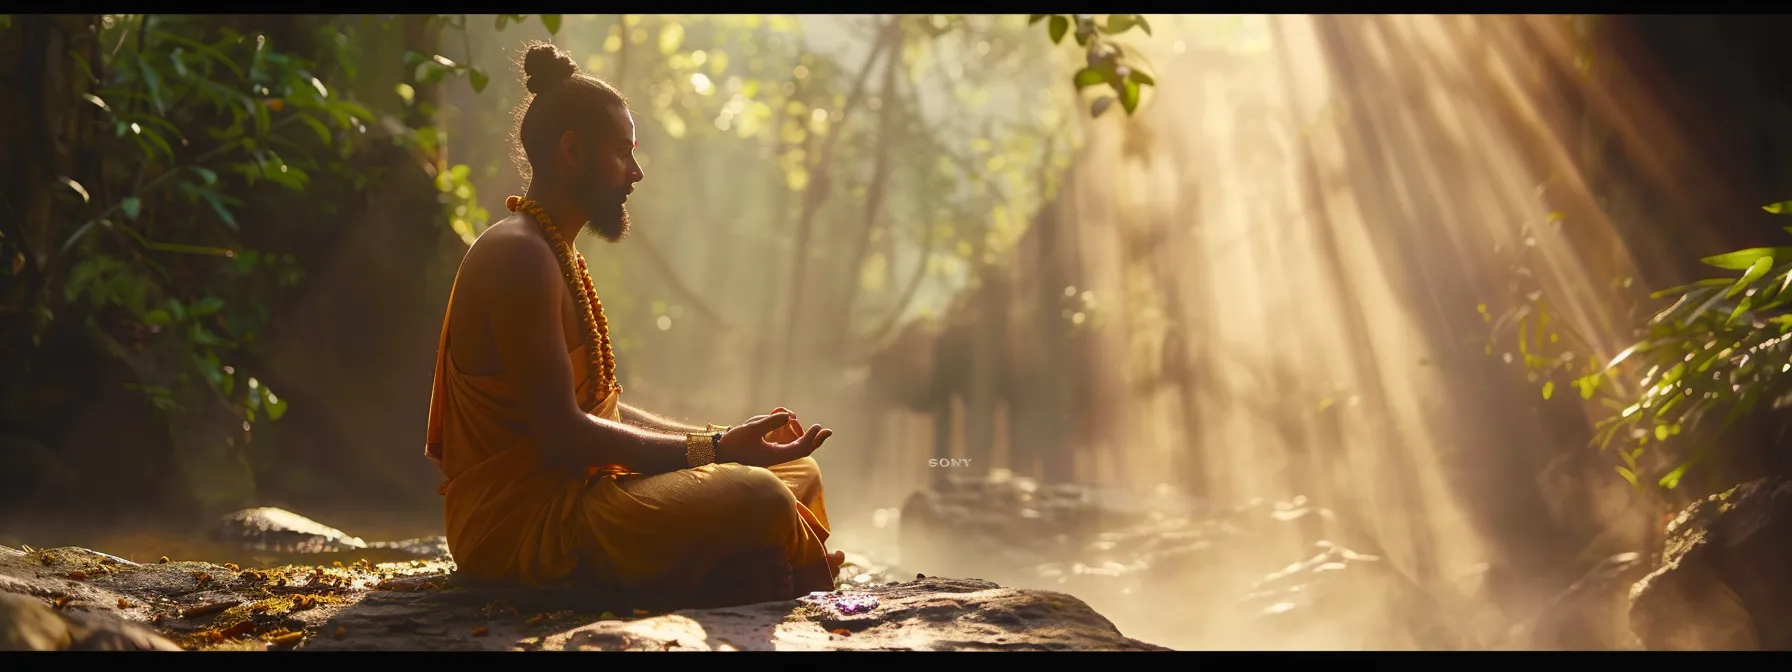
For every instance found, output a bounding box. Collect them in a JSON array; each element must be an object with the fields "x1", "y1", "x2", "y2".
[{"x1": 522, "y1": 43, "x2": 578, "y2": 94}]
